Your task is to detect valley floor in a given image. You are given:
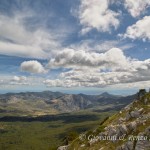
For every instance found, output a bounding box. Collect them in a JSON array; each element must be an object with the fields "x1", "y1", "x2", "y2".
[{"x1": 0, "y1": 110, "x2": 116, "y2": 150}]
